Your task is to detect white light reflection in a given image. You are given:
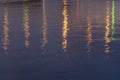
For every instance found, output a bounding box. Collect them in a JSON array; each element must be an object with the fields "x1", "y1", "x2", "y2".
[{"x1": 41, "y1": 0, "x2": 48, "y2": 48}]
